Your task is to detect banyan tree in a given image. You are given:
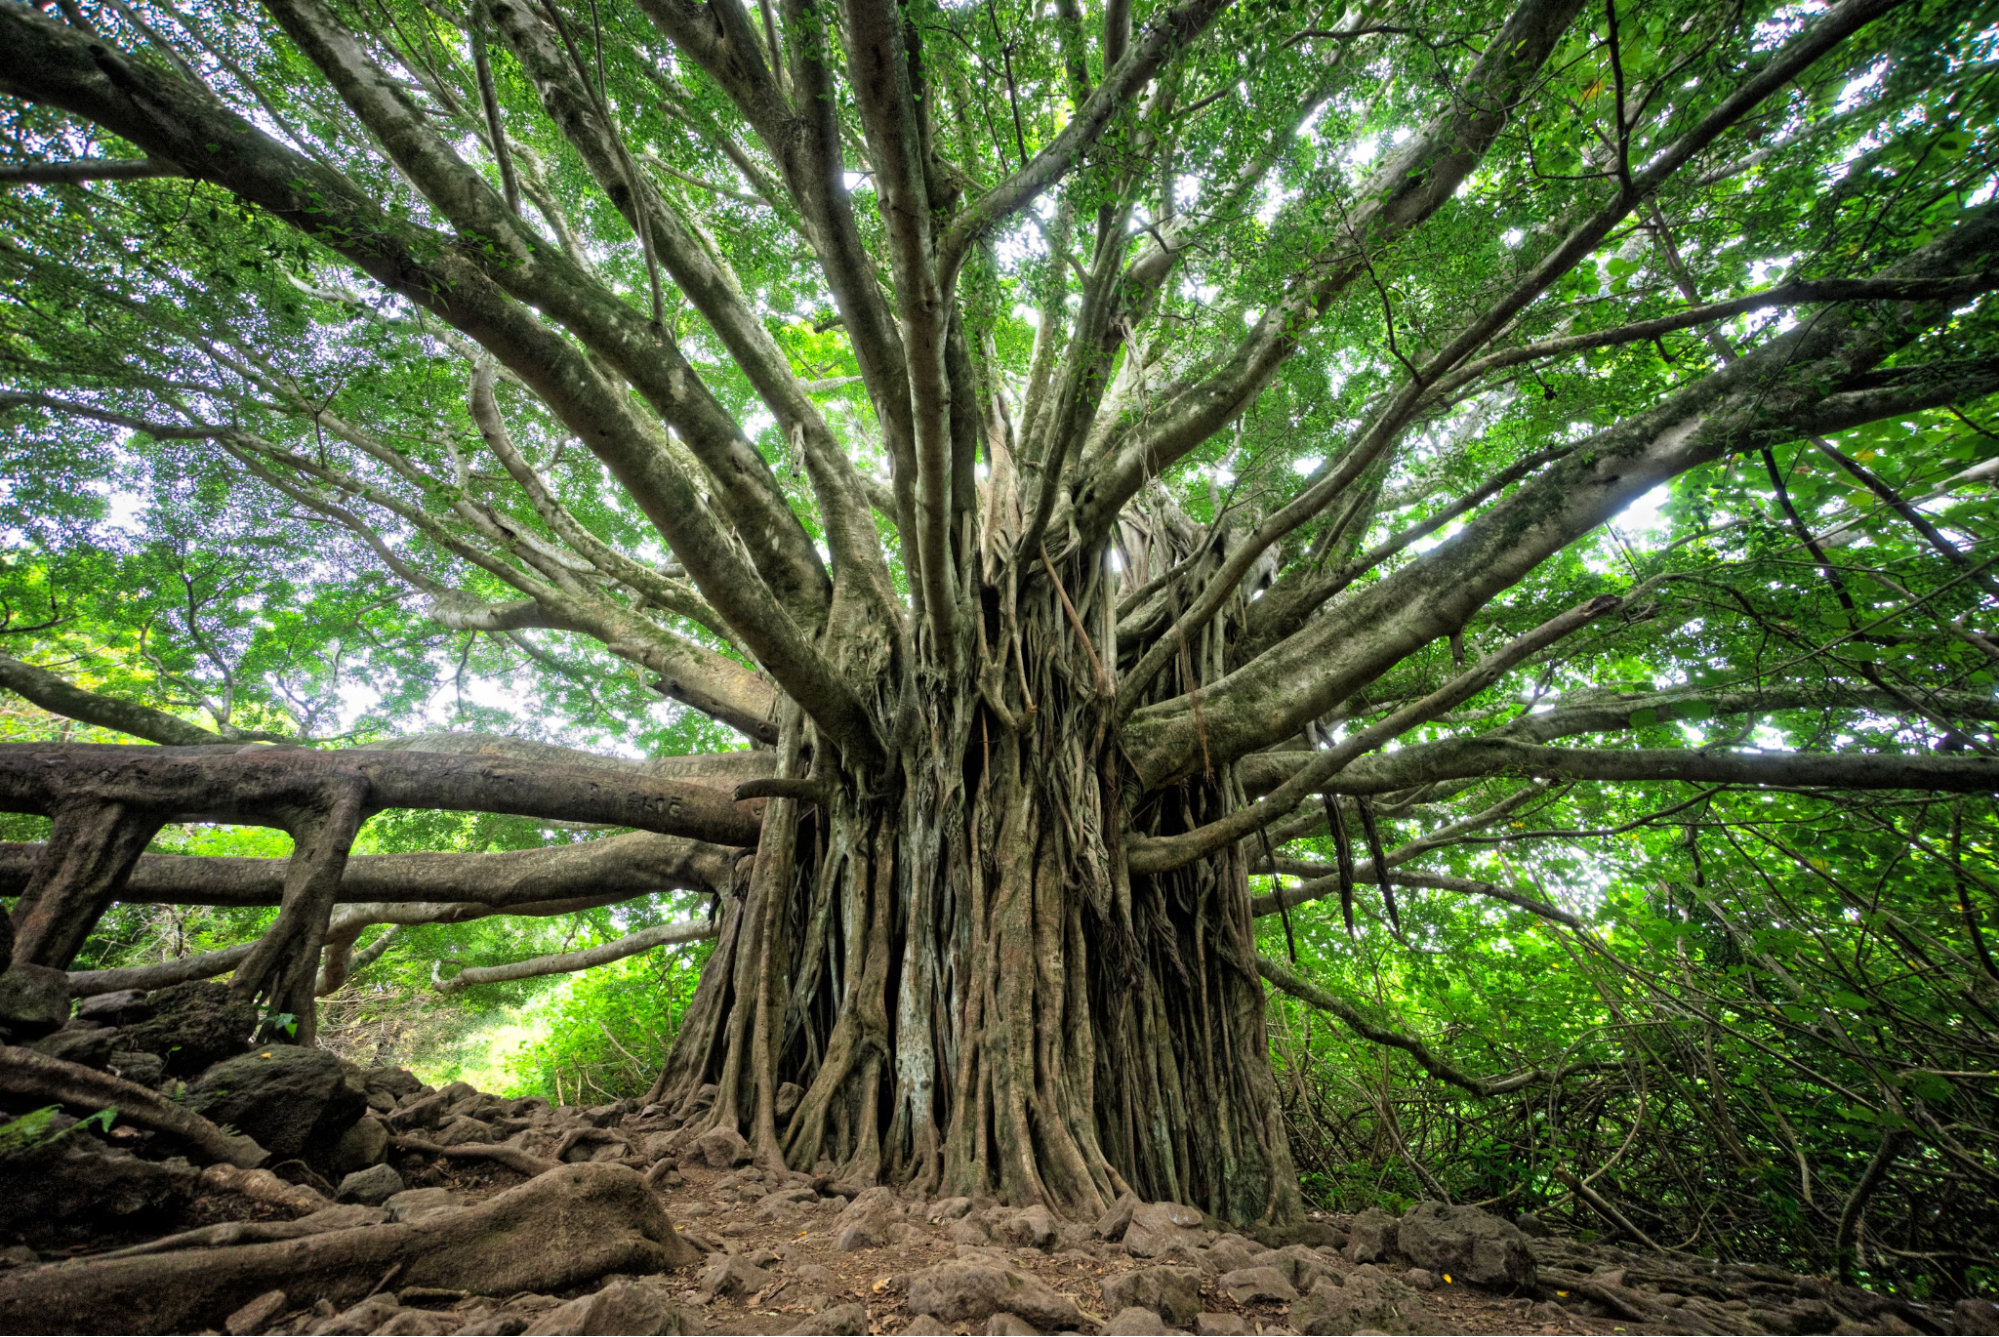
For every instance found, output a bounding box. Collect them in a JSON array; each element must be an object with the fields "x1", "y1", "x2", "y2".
[{"x1": 0, "y1": 0, "x2": 1995, "y2": 1232}]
